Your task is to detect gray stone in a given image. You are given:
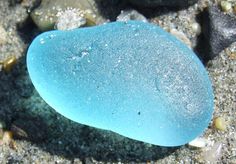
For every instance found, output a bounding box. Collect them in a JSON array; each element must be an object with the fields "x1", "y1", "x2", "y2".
[
  {"x1": 203, "y1": 6, "x2": 236, "y2": 59},
  {"x1": 128, "y1": 0, "x2": 198, "y2": 7}
]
